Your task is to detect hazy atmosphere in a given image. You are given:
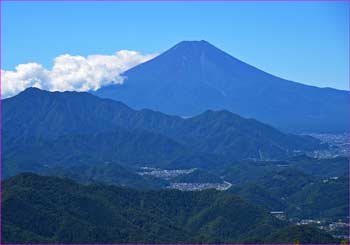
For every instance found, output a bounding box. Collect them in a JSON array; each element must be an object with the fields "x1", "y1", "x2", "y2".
[{"x1": 2, "y1": 1, "x2": 349, "y2": 244}]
